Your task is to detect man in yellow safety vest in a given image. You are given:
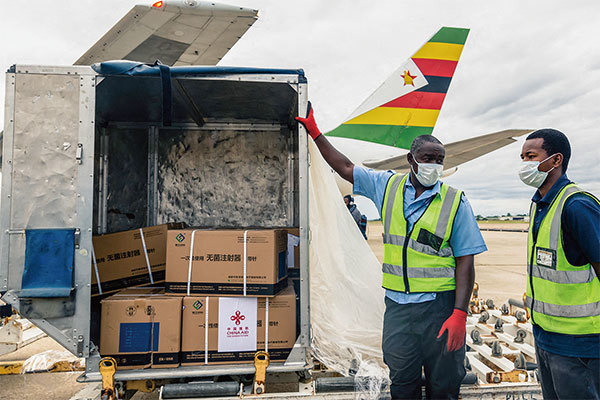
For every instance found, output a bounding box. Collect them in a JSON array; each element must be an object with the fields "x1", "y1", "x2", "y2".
[
  {"x1": 298, "y1": 105, "x2": 487, "y2": 399},
  {"x1": 519, "y1": 128, "x2": 599, "y2": 399}
]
